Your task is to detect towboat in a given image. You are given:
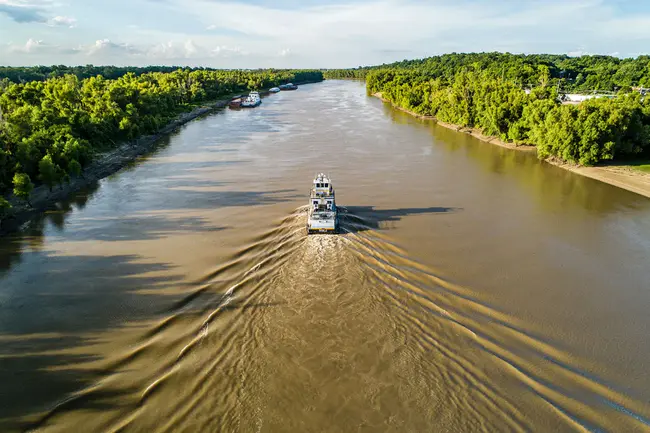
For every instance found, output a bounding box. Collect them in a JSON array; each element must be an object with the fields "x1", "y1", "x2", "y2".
[
  {"x1": 279, "y1": 83, "x2": 298, "y2": 91},
  {"x1": 307, "y1": 173, "x2": 339, "y2": 234},
  {"x1": 269, "y1": 87, "x2": 281, "y2": 93},
  {"x1": 241, "y1": 91, "x2": 262, "y2": 107}
]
